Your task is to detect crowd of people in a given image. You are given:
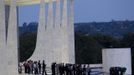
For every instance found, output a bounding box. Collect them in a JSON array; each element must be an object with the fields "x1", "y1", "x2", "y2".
[
  {"x1": 51, "y1": 63, "x2": 91, "y2": 75},
  {"x1": 18, "y1": 60, "x2": 91, "y2": 75},
  {"x1": 18, "y1": 60, "x2": 47, "y2": 75}
]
